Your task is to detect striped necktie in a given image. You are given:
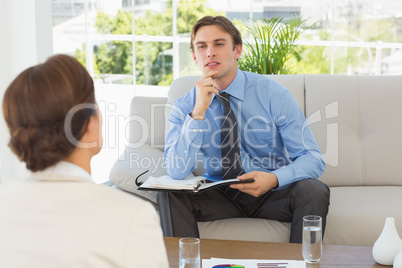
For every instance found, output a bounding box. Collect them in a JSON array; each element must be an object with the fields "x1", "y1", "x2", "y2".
[{"x1": 217, "y1": 92, "x2": 245, "y2": 180}]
